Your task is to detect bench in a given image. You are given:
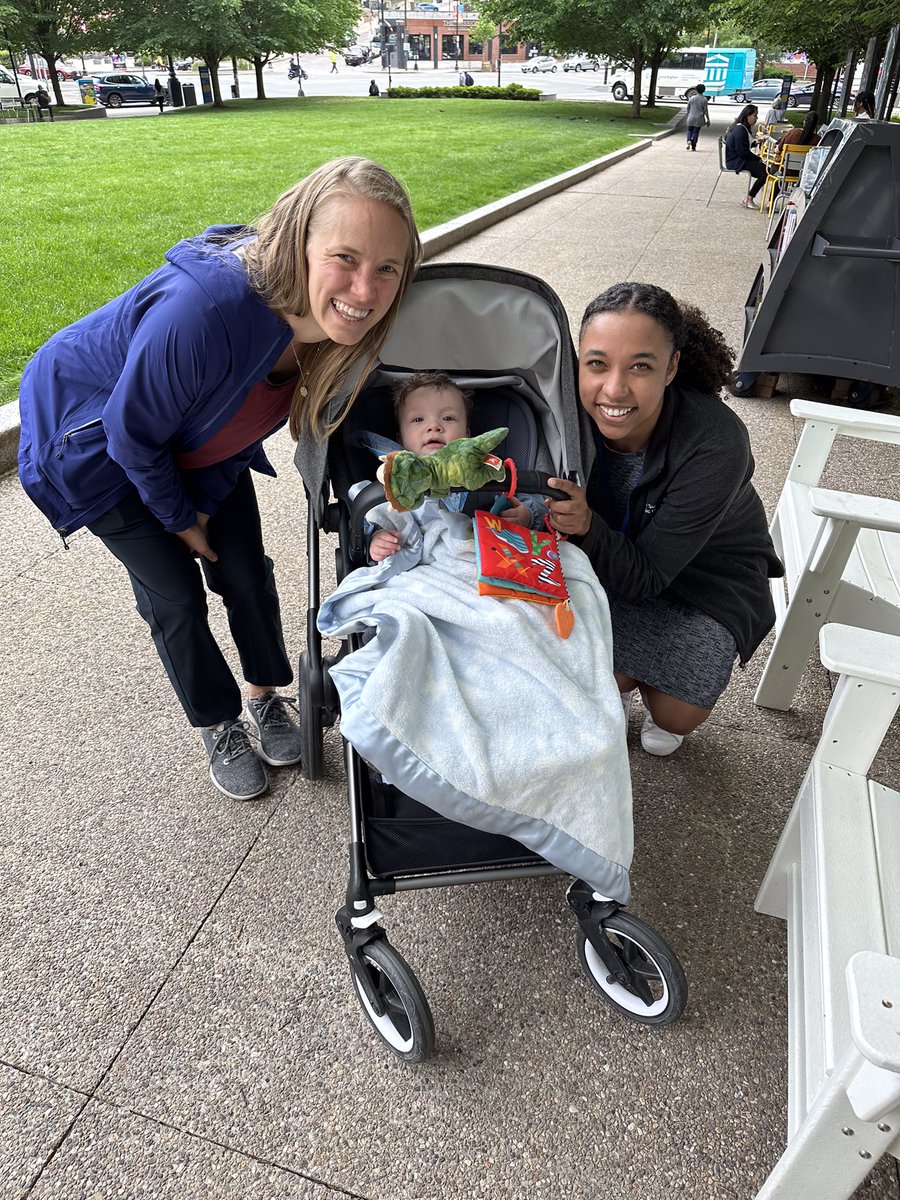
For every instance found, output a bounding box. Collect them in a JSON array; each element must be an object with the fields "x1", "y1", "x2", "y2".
[
  {"x1": 754, "y1": 624, "x2": 900, "y2": 1198},
  {"x1": 754, "y1": 398, "x2": 900, "y2": 711}
]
